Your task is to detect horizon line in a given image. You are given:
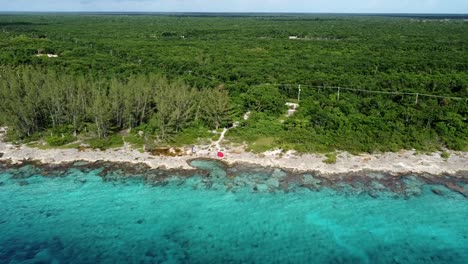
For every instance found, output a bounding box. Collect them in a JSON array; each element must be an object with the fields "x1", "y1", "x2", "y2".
[{"x1": 0, "y1": 11, "x2": 467, "y2": 15}]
